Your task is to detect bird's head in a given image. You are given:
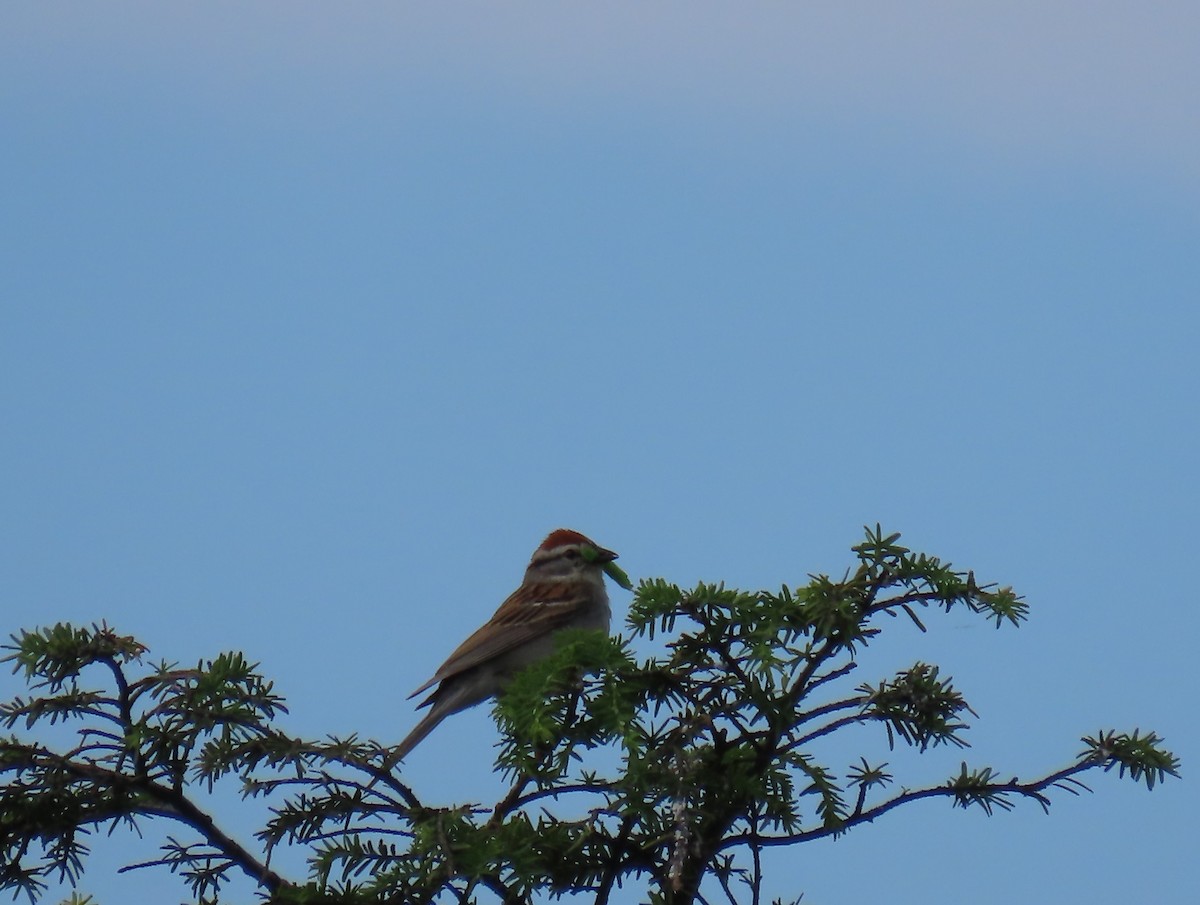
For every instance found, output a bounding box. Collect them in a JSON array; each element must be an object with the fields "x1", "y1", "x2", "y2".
[{"x1": 528, "y1": 529, "x2": 633, "y2": 590}]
